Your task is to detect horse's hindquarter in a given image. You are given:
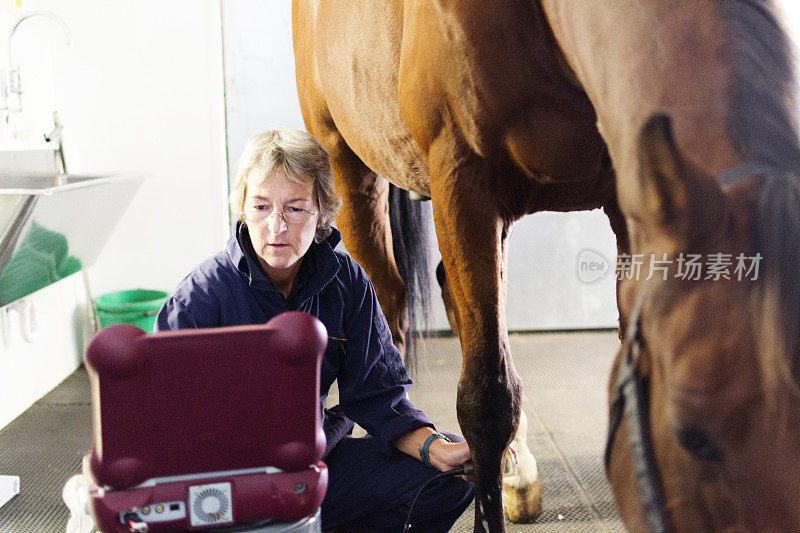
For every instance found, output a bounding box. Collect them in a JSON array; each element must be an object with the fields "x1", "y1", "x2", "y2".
[
  {"x1": 308, "y1": 0, "x2": 612, "y2": 214},
  {"x1": 309, "y1": 0, "x2": 431, "y2": 196}
]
